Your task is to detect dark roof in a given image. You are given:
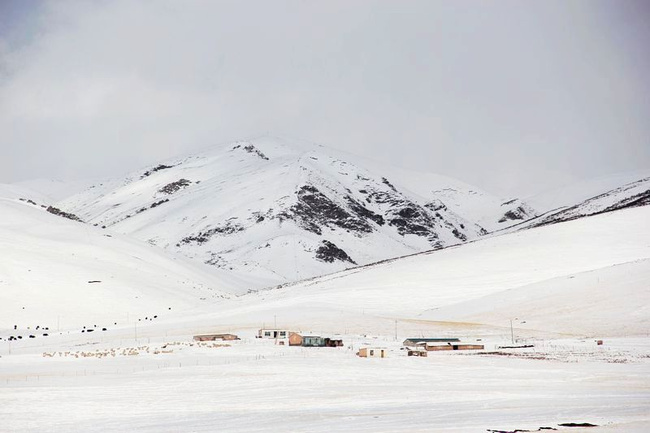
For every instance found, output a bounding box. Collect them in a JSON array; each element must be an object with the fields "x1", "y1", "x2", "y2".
[{"x1": 403, "y1": 338, "x2": 460, "y2": 343}]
